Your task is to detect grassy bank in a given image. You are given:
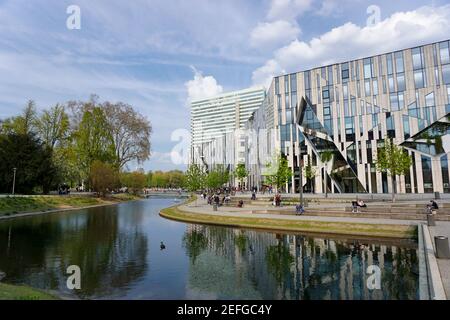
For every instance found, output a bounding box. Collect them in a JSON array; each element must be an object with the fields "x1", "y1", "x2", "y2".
[
  {"x1": 0, "y1": 283, "x2": 58, "y2": 300},
  {"x1": 0, "y1": 194, "x2": 140, "y2": 217},
  {"x1": 160, "y1": 205, "x2": 417, "y2": 239}
]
